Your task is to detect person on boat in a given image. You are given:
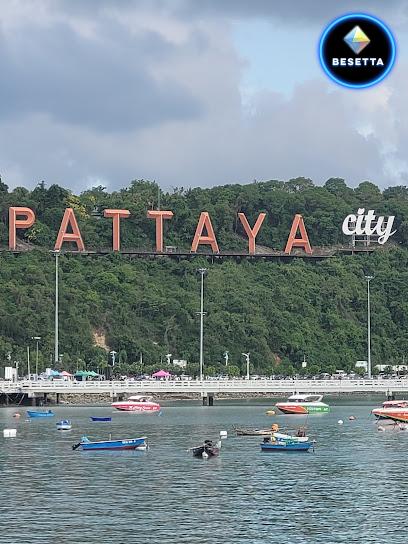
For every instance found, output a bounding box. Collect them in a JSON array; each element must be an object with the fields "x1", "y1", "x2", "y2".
[
  {"x1": 270, "y1": 423, "x2": 279, "y2": 432},
  {"x1": 296, "y1": 427, "x2": 306, "y2": 437}
]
